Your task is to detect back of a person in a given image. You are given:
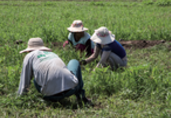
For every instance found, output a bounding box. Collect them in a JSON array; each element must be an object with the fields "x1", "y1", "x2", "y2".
[
  {"x1": 108, "y1": 40, "x2": 126, "y2": 59},
  {"x1": 26, "y1": 50, "x2": 78, "y2": 95},
  {"x1": 31, "y1": 50, "x2": 65, "y2": 73}
]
